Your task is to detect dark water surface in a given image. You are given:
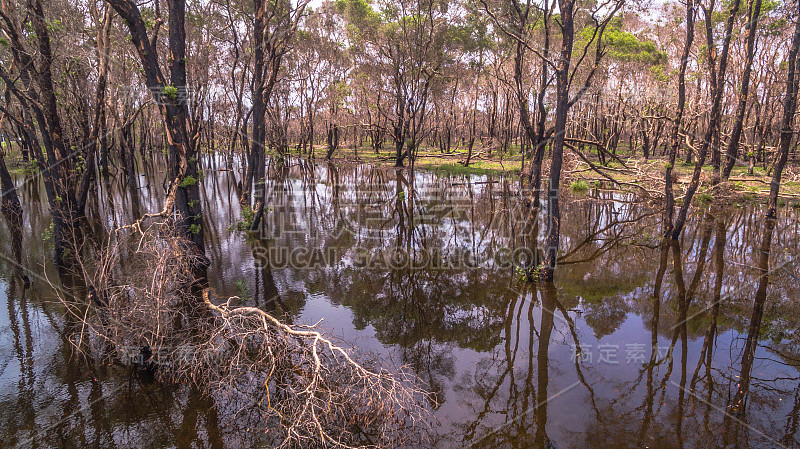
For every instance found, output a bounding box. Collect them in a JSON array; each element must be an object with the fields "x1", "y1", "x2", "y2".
[{"x1": 1, "y1": 155, "x2": 799, "y2": 448}]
